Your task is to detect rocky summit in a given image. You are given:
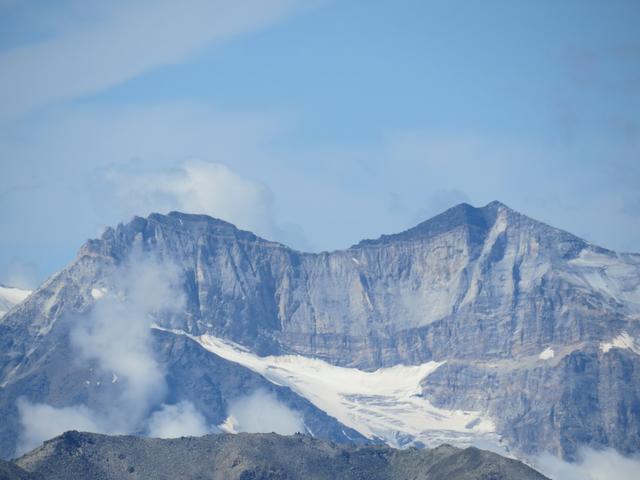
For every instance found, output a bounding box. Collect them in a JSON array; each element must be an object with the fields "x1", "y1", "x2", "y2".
[
  {"x1": 8, "y1": 431, "x2": 548, "y2": 480},
  {"x1": 0, "y1": 201, "x2": 639, "y2": 462}
]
